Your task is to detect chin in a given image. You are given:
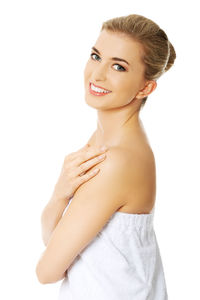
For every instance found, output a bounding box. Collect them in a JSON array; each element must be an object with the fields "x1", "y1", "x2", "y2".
[{"x1": 84, "y1": 96, "x2": 108, "y2": 110}]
